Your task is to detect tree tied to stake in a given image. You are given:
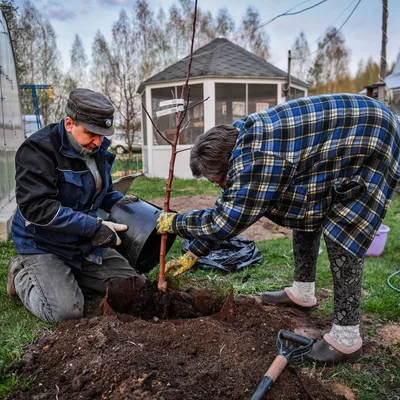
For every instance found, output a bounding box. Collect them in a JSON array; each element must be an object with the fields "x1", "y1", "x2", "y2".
[{"x1": 142, "y1": 0, "x2": 209, "y2": 291}]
